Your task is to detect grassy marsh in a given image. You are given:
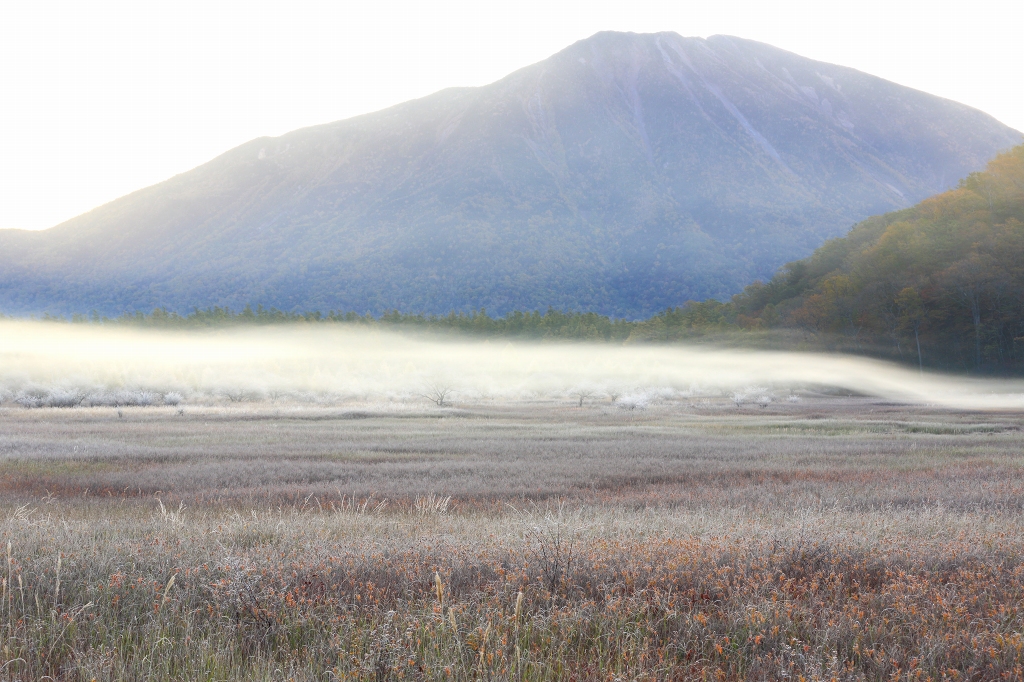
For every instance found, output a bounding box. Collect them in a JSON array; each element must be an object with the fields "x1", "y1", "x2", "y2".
[{"x1": 1, "y1": 397, "x2": 1023, "y2": 680}]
